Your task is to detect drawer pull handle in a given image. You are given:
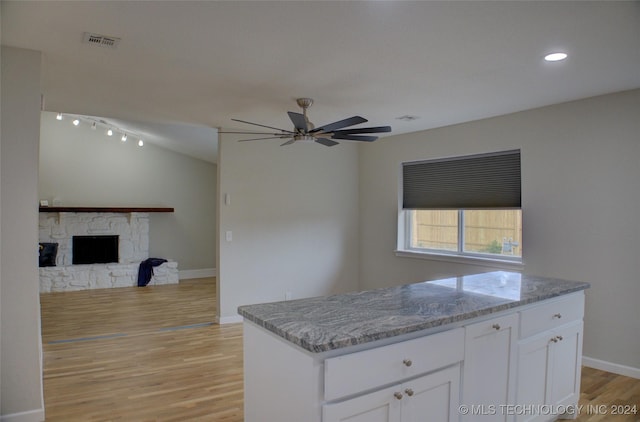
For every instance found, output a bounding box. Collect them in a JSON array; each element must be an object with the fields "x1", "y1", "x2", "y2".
[
  {"x1": 556, "y1": 335, "x2": 563, "y2": 341},
  {"x1": 492, "y1": 324, "x2": 501, "y2": 330},
  {"x1": 553, "y1": 313, "x2": 562, "y2": 319},
  {"x1": 550, "y1": 337, "x2": 559, "y2": 343},
  {"x1": 394, "y1": 392, "x2": 403, "y2": 400},
  {"x1": 404, "y1": 388, "x2": 414, "y2": 397},
  {"x1": 402, "y1": 359, "x2": 413, "y2": 367}
]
